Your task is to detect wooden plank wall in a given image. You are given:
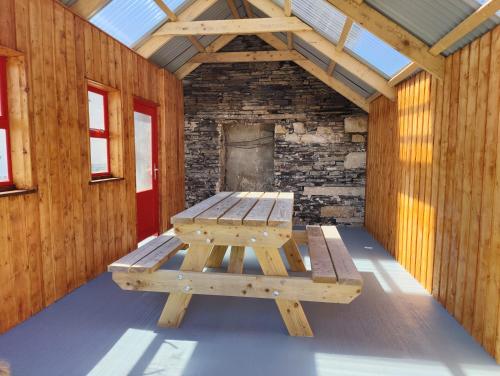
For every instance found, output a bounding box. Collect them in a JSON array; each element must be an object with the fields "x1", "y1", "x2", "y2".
[
  {"x1": 365, "y1": 25, "x2": 500, "y2": 362},
  {"x1": 0, "y1": 0, "x2": 185, "y2": 333}
]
